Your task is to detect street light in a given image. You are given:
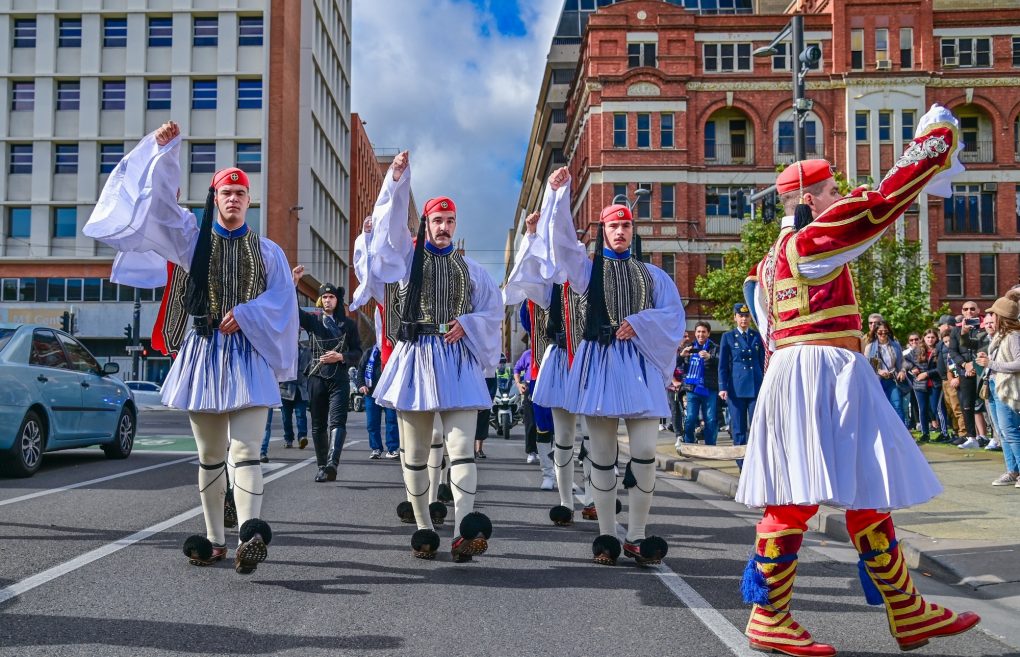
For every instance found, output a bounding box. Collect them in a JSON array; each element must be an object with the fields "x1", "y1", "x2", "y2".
[{"x1": 754, "y1": 14, "x2": 821, "y2": 162}]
